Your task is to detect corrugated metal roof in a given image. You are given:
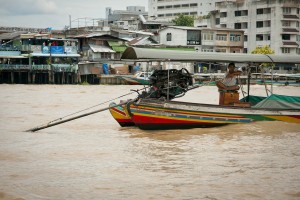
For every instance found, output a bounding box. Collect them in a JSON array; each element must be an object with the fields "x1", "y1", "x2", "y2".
[
  {"x1": 121, "y1": 47, "x2": 300, "y2": 64},
  {"x1": 31, "y1": 53, "x2": 81, "y2": 57},
  {"x1": 0, "y1": 31, "x2": 26, "y2": 40},
  {"x1": 89, "y1": 44, "x2": 115, "y2": 53}
]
